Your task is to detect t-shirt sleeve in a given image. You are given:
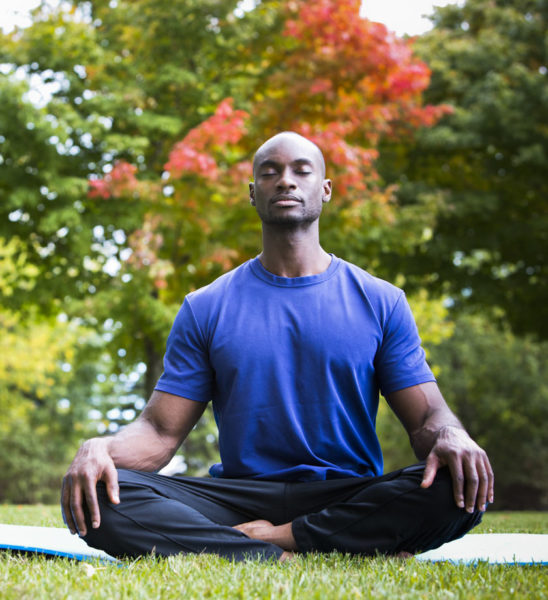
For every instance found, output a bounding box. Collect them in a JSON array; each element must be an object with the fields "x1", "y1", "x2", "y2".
[
  {"x1": 154, "y1": 298, "x2": 213, "y2": 402},
  {"x1": 374, "y1": 292, "x2": 435, "y2": 397}
]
